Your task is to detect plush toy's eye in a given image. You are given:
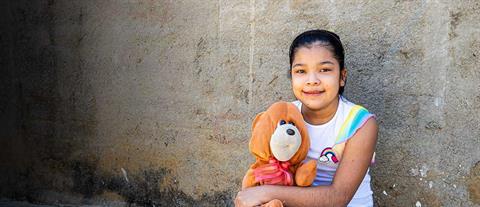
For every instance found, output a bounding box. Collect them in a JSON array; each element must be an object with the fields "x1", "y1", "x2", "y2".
[
  {"x1": 279, "y1": 120, "x2": 286, "y2": 125},
  {"x1": 289, "y1": 121, "x2": 295, "y2": 126}
]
